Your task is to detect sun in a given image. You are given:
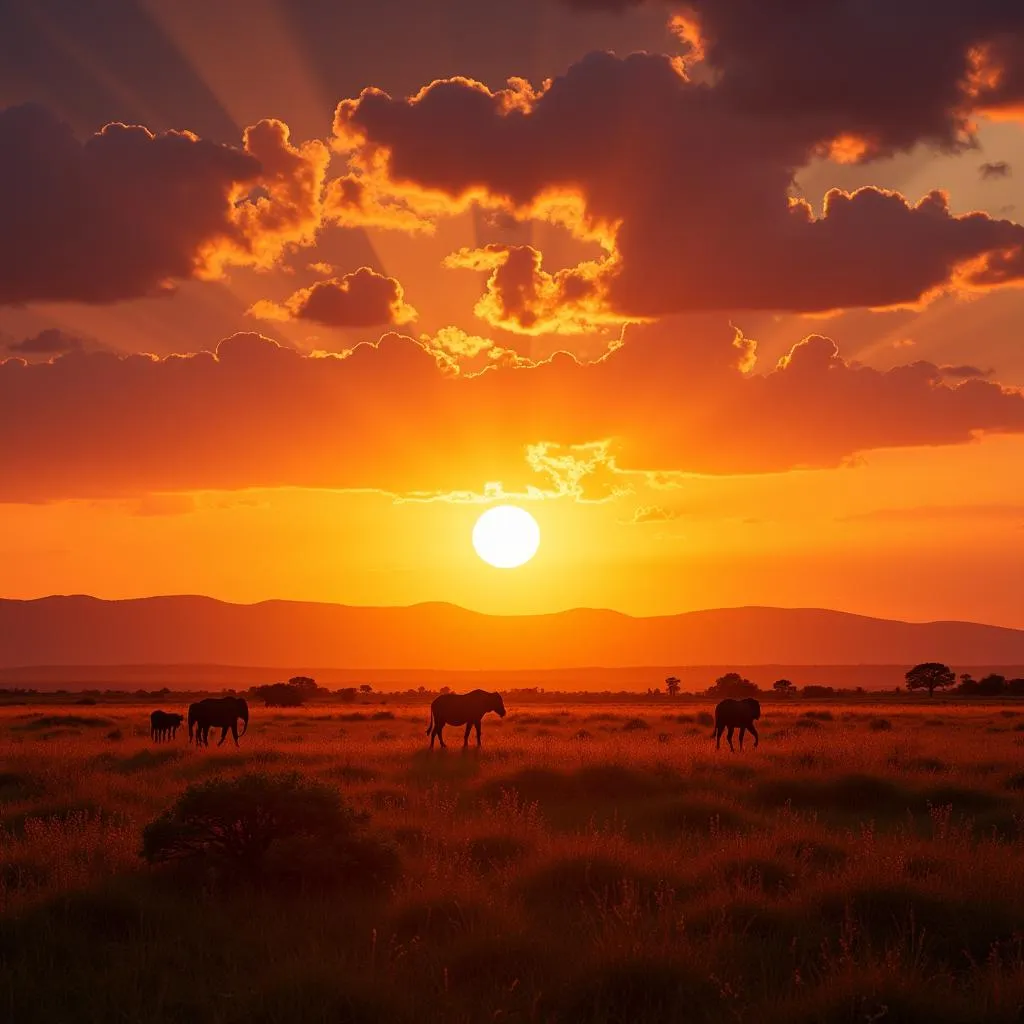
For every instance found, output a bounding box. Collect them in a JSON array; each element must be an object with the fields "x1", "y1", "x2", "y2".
[{"x1": 472, "y1": 505, "x2": 541, "y2": 569}]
